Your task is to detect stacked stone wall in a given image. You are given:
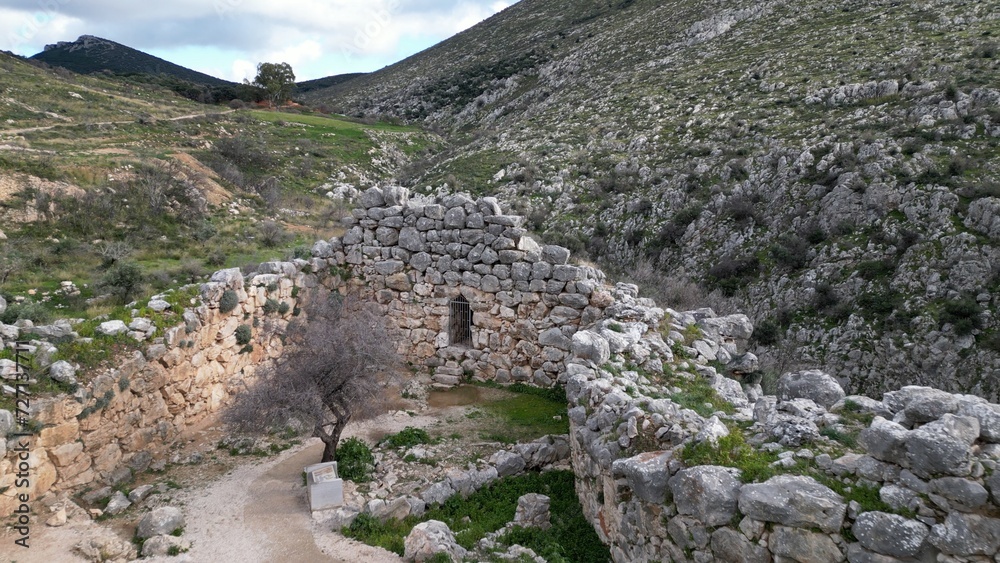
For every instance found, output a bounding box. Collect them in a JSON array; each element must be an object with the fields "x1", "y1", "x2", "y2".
[
  {"x1": 316, "y1": 186, "x2": 614, "y2": 387},
  {"x1": 563, "y1": 308, "x2": 1000, "y2": 562},
  {"x1": 0, "y1": 264, "x2": 324, "y2": 516},
  {"x1": 5, "y1": 185, "x2": 1000, "y2": 563}
]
